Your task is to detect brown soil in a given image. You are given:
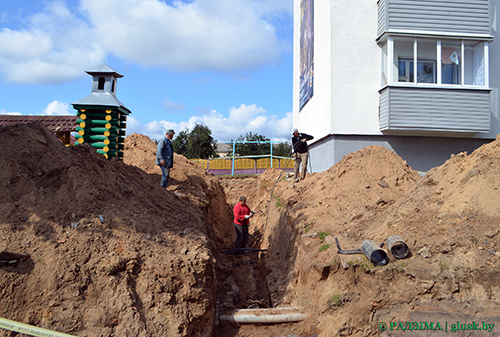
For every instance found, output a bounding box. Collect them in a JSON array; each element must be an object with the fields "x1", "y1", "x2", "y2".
[{"x1": 1, "y1": 123, "x2": 499, "y2": 337}]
